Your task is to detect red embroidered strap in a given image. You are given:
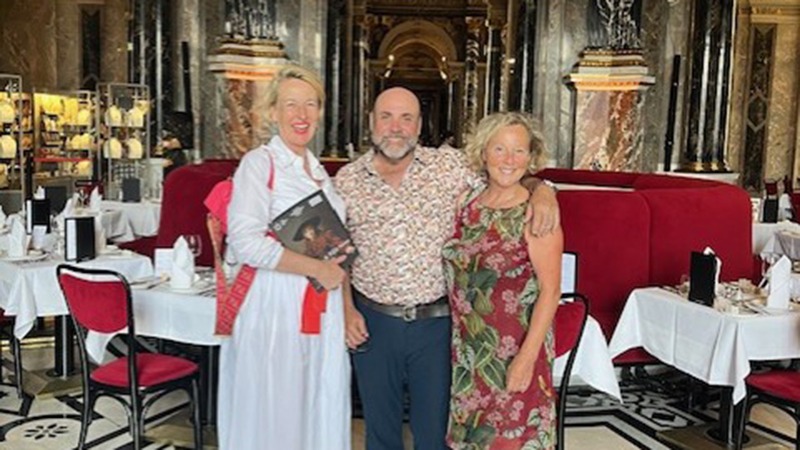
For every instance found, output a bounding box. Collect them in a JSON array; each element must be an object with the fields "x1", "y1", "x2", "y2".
[{"x1": 207, "y1": 150, "x2": 276, "y2": 336}]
